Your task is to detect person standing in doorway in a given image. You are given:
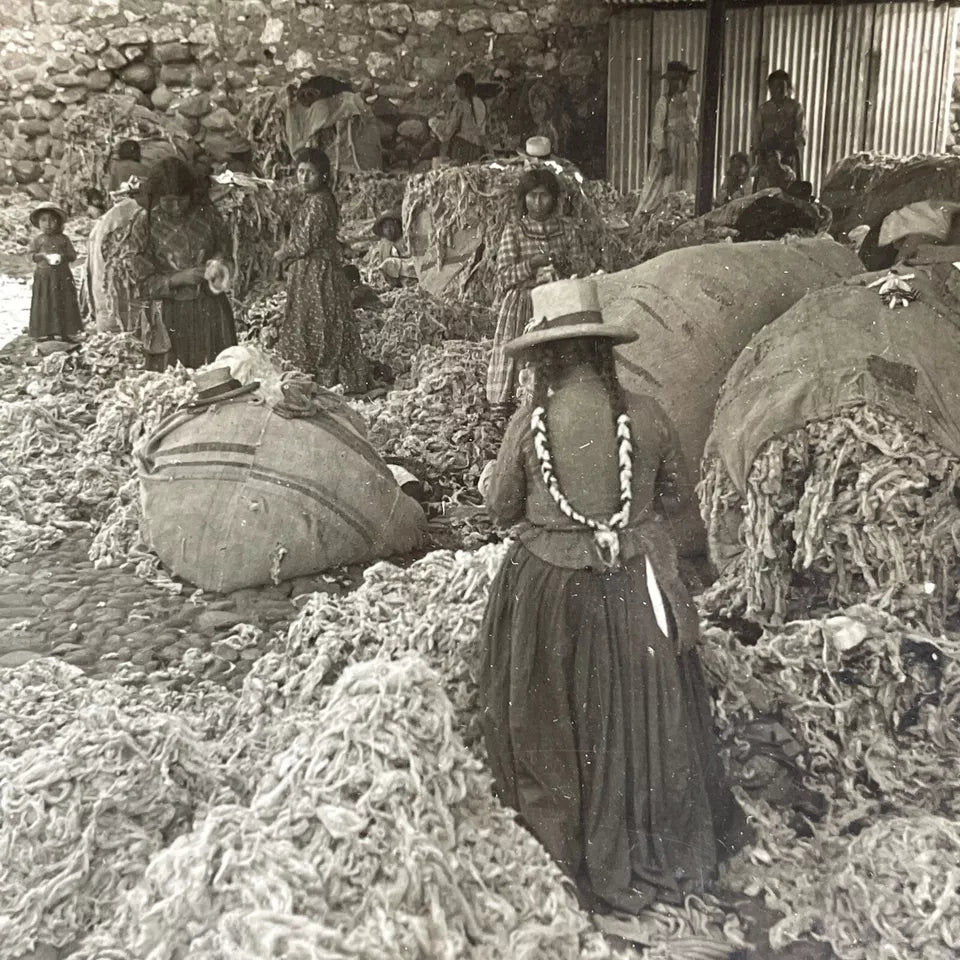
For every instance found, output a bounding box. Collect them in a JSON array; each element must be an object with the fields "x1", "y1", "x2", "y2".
[
  {"x1": 638, "y1": 61, "x2": 700, "y2": 212},
  {"x1": 753, "y1": 69, "x2": 806, "y2": 190}
]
